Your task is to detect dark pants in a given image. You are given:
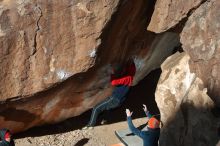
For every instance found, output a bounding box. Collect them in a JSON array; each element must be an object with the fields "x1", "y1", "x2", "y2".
[
  {"x1": 88, "y1": 85, "x2": 130, "y2": 126},
  {"x1": 88, "y1": 96, "x2": 120, "y2": 126}
]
